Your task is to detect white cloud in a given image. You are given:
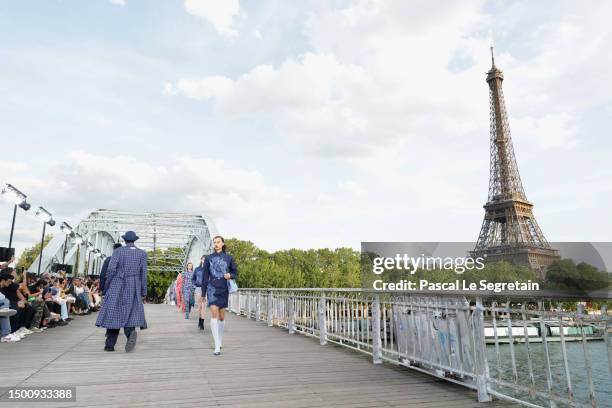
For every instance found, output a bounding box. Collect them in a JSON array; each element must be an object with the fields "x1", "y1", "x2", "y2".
[
  {"x1": 4, "y1": 0, "x2": 612, "y2": 256},
  {"x1": 162, "y1": 82, "x2": 177, "y2": 96},
  {"x1": 168, "y1": 0, "x2": 612, "y2": 161},
  {"x1": 55, "y1": 151, "x2": 290, "y2": 224},
  {"x1": 109, "y1": 0, "x2": 126, "y2": 7},
  {"x1": 173, "y1": 76, "x2": 234, "y2": 101},
  {"x1": 168, "y1": 1, "x2": 493, "y2": 157},
  {"x1": 512, "y1": 113, "x2": 578, "y2": 149},
  {"x1": 0, "y1": 152, "x2": 294, "y2": 255},
  {"x1": 339, "y1": 180, "x2": 367, "y2": 197},
  {"x1": 184, "y1": 0, "x2": 240, "y2": 37}
]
